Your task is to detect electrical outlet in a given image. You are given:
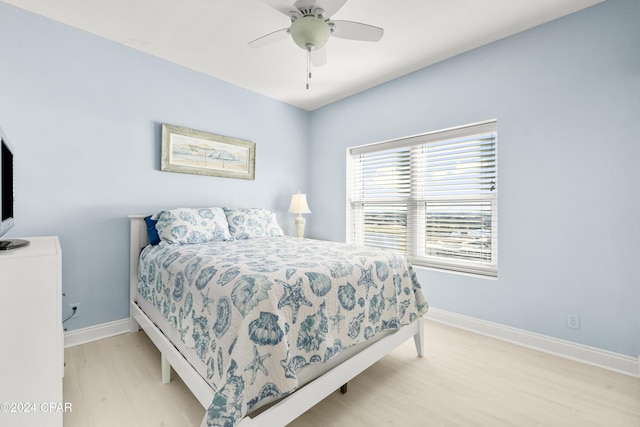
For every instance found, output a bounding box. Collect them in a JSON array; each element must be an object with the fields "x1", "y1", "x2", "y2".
[
  {"x1": 566, "y1": 313, "x2": 580, "y2": 329},
  {"x1": 69, "y1": 304, "x2": 80, "y2": 319}
]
